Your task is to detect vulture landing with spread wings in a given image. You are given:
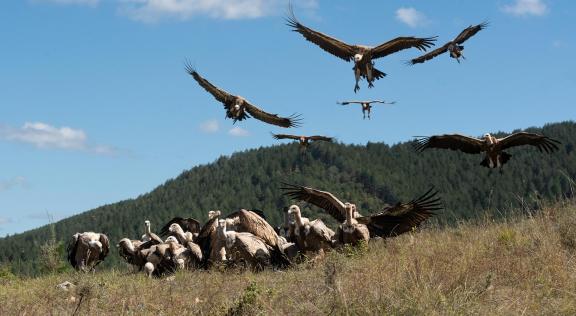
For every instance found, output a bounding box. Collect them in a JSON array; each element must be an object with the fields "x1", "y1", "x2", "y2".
[
  {"x1": 281, "y1": 183, "x2": 442, "y2": 240},
  {"x1": 272, "y1": 134, "x2": 334, "y2": 152},
  {"x1": 186, "y1": 66, "x2": 301, "y2": 128},
  {"x1": 410, "y1": 22, "x2": 488, "y2": 65},
  {"x1": 287, "y1": 8, "x2": 436, "y2": 92},
  {"x1": 414, "y1": 132, "x2": 561, "y2": 171},
  {"x1": 337, "y1": 100, "x2": 396, "y2": 119}
]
